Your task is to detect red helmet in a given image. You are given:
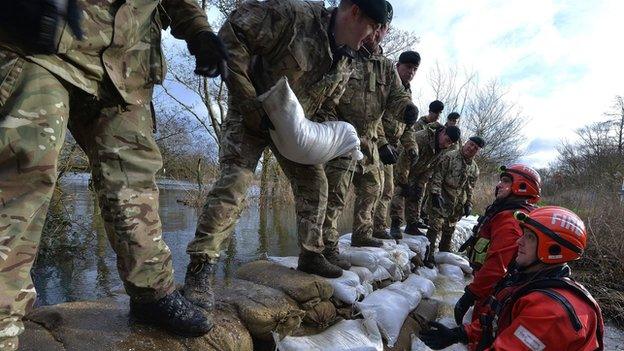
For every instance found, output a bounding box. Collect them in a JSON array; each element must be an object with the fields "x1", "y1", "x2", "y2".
[
  {"x1": 500, "y1": 164, "x2": 541, "y2": 203},
  {"x1": 514, "y1": 206, "x2": 587, "y2": 264}
]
